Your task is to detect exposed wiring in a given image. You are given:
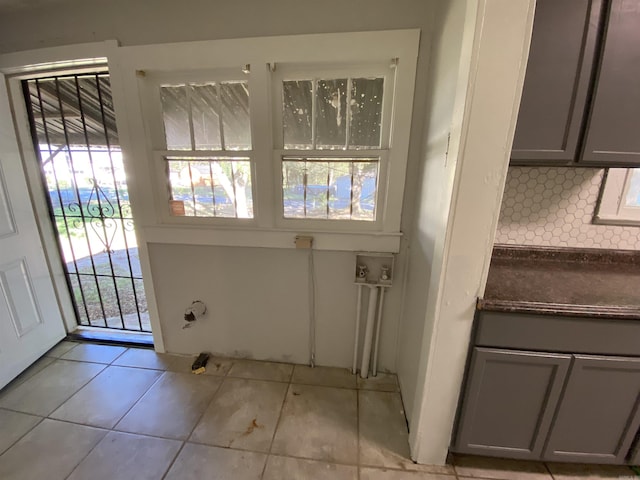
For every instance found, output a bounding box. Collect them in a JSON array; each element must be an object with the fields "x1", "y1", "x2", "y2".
[{"x1": 308, "y1": 248, "x2": 316, "y2": 368}]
